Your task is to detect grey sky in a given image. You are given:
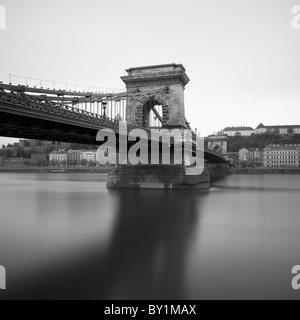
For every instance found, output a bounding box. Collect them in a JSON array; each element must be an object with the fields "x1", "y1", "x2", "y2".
[{"x1": 0, "y1": 0, "x2": 300, "y2": 146}]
